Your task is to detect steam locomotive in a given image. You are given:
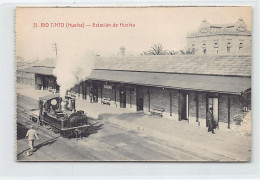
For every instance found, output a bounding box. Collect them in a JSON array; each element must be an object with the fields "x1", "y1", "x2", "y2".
[{"x1": 35, "y1": 93, "x2": 89, "y2": 138}]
